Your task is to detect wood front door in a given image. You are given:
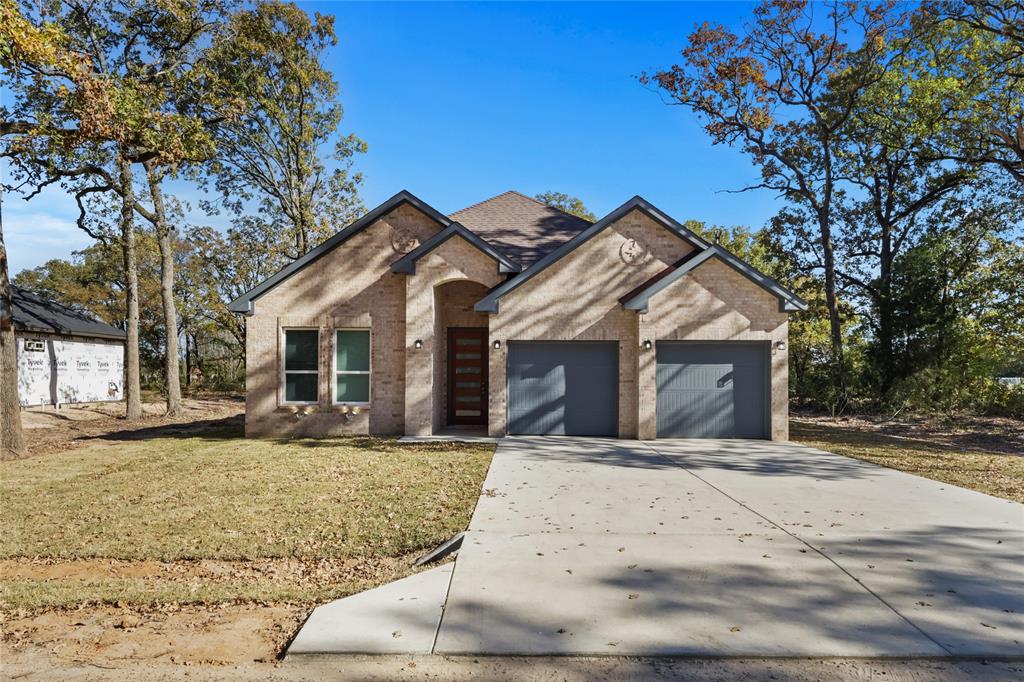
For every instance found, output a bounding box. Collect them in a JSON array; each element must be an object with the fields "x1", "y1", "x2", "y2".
[{"x1": 447, "y1": 327, "x2": 488, "y2": 426}]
